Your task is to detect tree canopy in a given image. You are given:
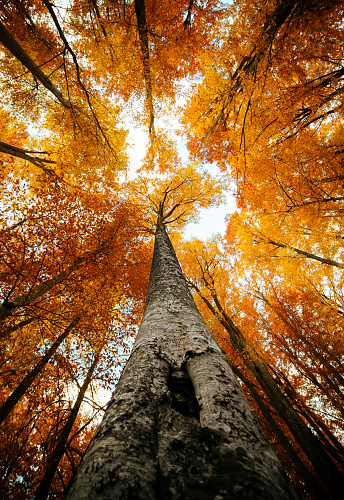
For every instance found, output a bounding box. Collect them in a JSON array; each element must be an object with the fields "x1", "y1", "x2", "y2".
[{"x1": 1, "y1": 0, "x2": 344, "y2": 498}]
